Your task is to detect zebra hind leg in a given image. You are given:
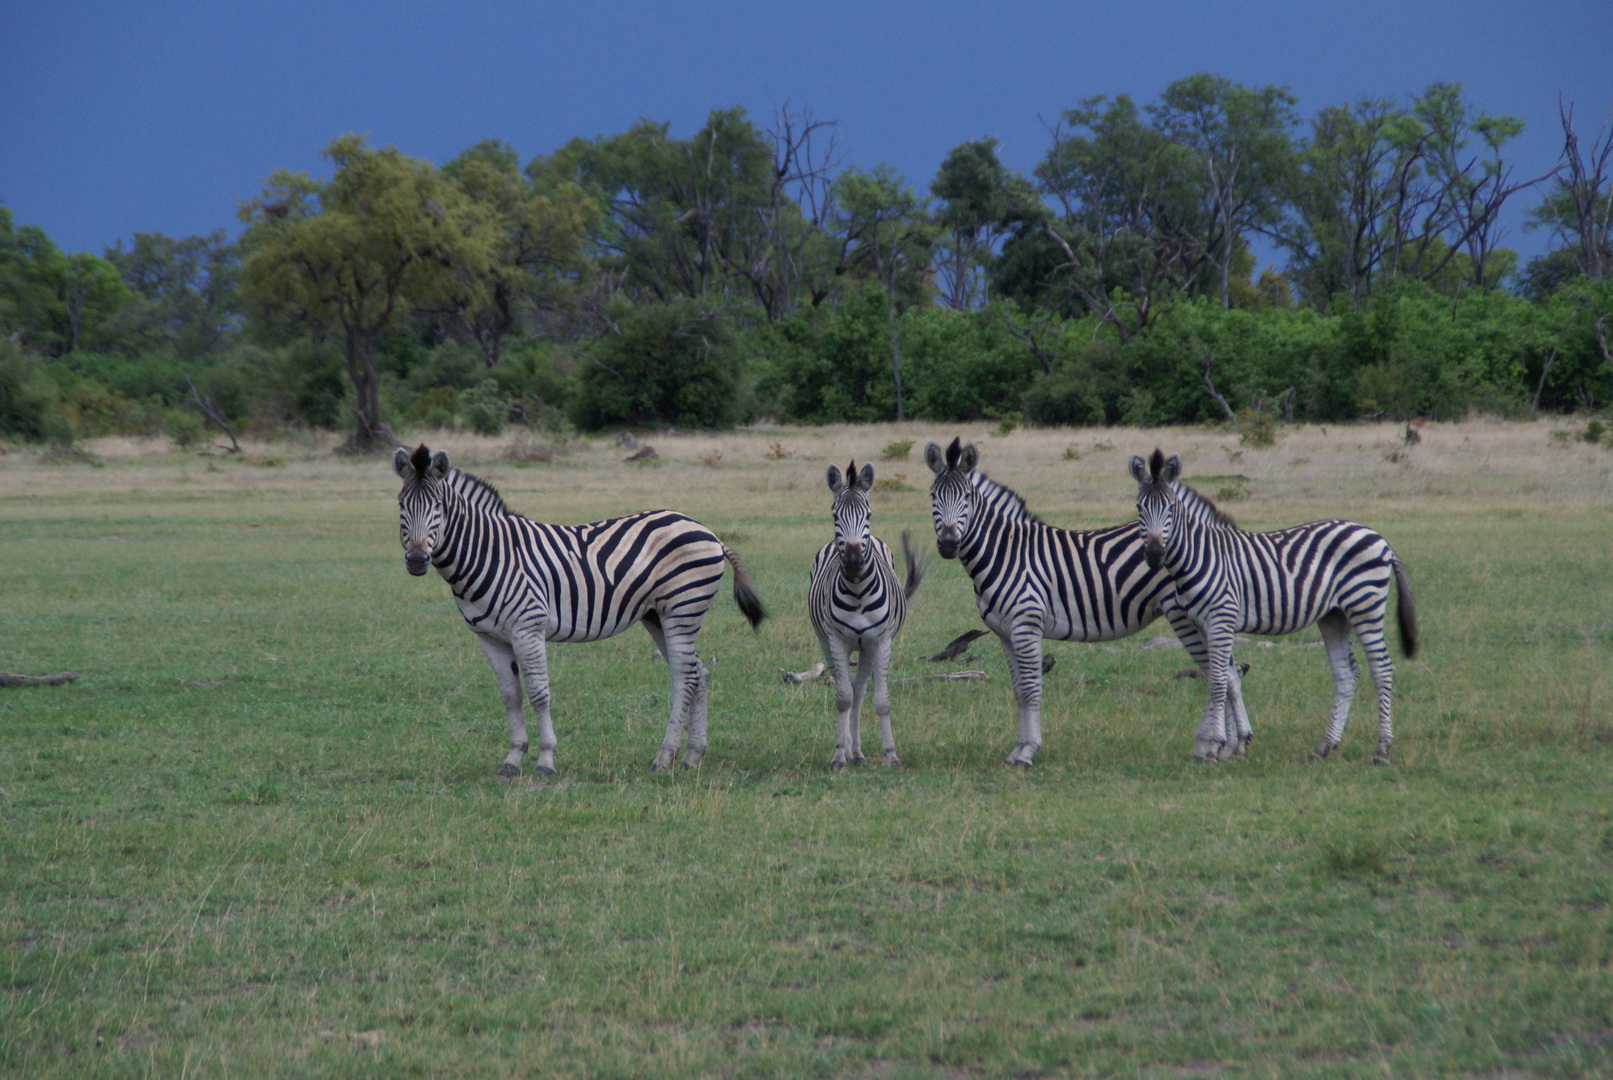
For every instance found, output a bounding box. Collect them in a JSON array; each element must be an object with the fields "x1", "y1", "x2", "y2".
[
  {"x1": 643, "y1": 614, "x2": 697, "y2": 772},
  {"x1": 1313, "y1": 611, "x2": 1358, "y2": 761},
  {"x1": 1351, "y1": 608, "x2": 1395, "y2": 766},
  {"x1": 1224, "y1": 660, "x2": 1252, "y2": 758},
  {"x1": 1163, "y1": 603, "x2": 1228, "y2": 761},
  {"x1": 680, "y1": 661, "x2": 710, "y2": 771}
]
